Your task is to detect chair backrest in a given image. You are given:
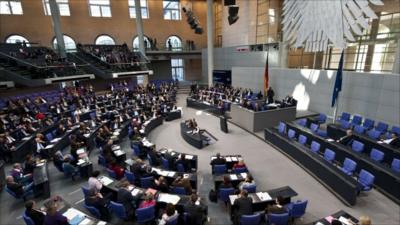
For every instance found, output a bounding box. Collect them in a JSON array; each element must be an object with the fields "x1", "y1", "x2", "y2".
[
  {"x1": 109, "y1": 201, "x2": 127, "y2": 220},
  {"x1": 240, "y1": 213, "x2": 261, "y2": 225},
  {"x1": 391, "y1": 158, "x2": 400, "y2": 173},
  {"x1": 218, "y1": 188, "x2": 235, "y2": 202},
  {"x1": 316, "y1": 129, "x2": 327, "y2": 138},
  {"x1": 23, "y1": 212, "x2": 35, "y2": 225},
  {"x1": 45, "y1": 133, "x2": 53, "y2": 142},
  {"x1": 98, "y1": 155, "x2": 107, "y2": 167},
  {"x1": 106, "y1": 168, "x2": 117, "y2": 179},
  {"x1": 147, "y1": 154, "x2": 154, "y2": 166},
  {"x1": 213, "y1": 164, "x2": 227, "y2": 175},
  {"x1": 297, "y1": 119, "x2": 307, "y2": 127},
  {"x1": 81, "y1": 186, "x2": 90, "y2": 197},
  {"x1": 367, "y1": 129, "x2": 381, "y2": 140},
  {"x1": 267, "y1": 213, "x2": 289, "y2": 225},
  {"x1": 288, "y1": 129, "x2": 296, "y2": 139},
  {"x1": 354, "y1": 125, "x2": 365, "y2": 135},
  {"x1": 233, "y1": 167, "x2": 248, "y2": 174},
  {"x1": 342, "y1": 158, "x2": 357, "y2": 175},
  {"x1": 176, "y1": 163, "x2": 185, "y2": 173},
  {"x1": 363, "y1": 118, "x2": 375, "y2": 130},
  {"x1": 291, "y1": 200, "x2": 308, "y2": 218},
  {"x1": 318, "y1": 113, "x2": 327, "y2": 123},
  {"x1": 124, "y1": 171, "x2": 136, "y2": 184},
  {"x1": 242, "y1": 184, "x2": 256, "y2": 193},
  {"x1": 135, "y1": 205, "x2": 156, "y2": 223},
  {"x1": 370, "y1": 148, "x2": 384, "y2": 163},
  {"x1": 298, "y1": 135, "x2": 307, "y2": 145},
  {"x1": 392, "y1": 126, "x2": 400, "y2": 136},
  {"x1": 310, "y1": 141, "x2": 320, "y2": 153},
  {"x1": 324, "y1": 149, "x2": 336, "y2": 163},
  {"x1": 140, "y1": 176, "x2": 154, "y2": 189},
  {"x1": 340, "y1": 120, "x2": 351, "y2": 129},
  {"x1": 352, "y1": 115, "x2": 363, "y2": 125},
  {"x1": 359, "y1": 169, "x2": 375, "y2": 187},
  {"x1": 172, "y1": 186, "x2": 187, "y2": 195},
  {"x1": 161, "y1": 157, "x2": 169, "y2": 170},
  {"x1": 84, "y1": 203, "x2": 101, "y2": 219},
  {"x1": 278, "y1": 122, "x2": 286, "y2": 134},
  {"x1": 310, "y1": 123, "x2": 319, "y2": 132},
  {"x1": 132, "y1": 143, "x2": 141, "y2": 156},
  {"x1": 351, "y1": 140, "x2": 364, "y2": 153},
  {"x1": 339, "y1": 112, "x2": 351, "y2": 122},
  {"x1": 376, "y1": 122, "x2": 388, "y2": 133}
]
